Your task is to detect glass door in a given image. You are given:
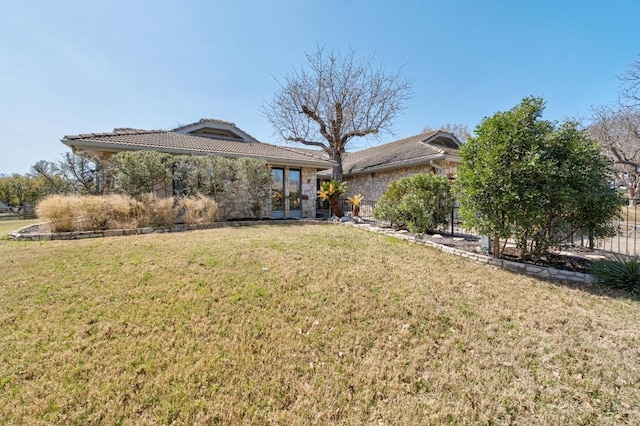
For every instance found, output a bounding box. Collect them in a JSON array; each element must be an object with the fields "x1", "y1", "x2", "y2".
[
  {"x1": 289, "y1": 169, "x2": 301, "y2": 218},
  {"x1": 271, "y1": 168, "x2": 284, "y2": 219}
]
